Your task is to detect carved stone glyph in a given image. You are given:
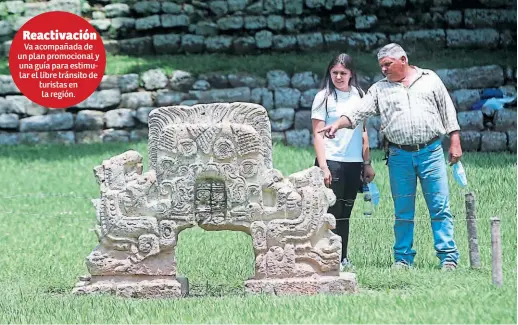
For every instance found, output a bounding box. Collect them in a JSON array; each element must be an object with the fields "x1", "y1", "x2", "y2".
[{"x1": 73, "y1": 102, "x2": 358, "y2": 298}]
